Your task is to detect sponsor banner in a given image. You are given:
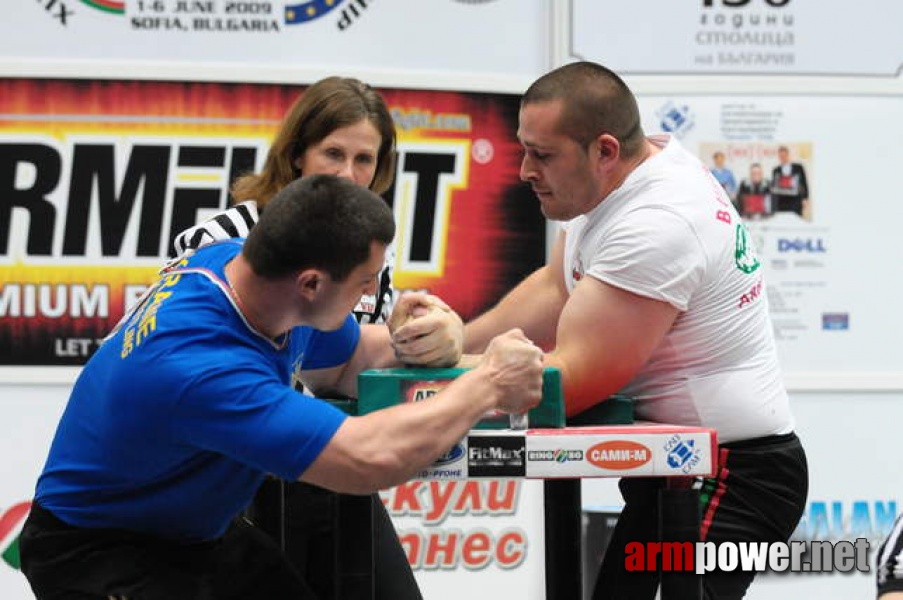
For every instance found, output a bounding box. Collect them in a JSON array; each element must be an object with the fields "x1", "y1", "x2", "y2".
[
  {"x1": 382, "y1": 478, "x2": 546, "y2": 598},
  {"x1": 416, "y1": 439, "x2": 468, "y2": 480},
  {"x1": 466, "y1": 432, "x2": 526, "y2": 478},
  {"x1": 2, "y1": 0, "x2": 545, "y2": 80},
  {"x1": 525, "y1": 428, "x2": 716, "y2": 478},
  {"x1": 635, "y1": 93, "x2": 903, "y2": 378},
  {"x1": 569, "y1": 0, "x2": 903, "y2": 76},
  {"x1": 0, "y1": 78, "x2": 544, "y2": 366}
]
